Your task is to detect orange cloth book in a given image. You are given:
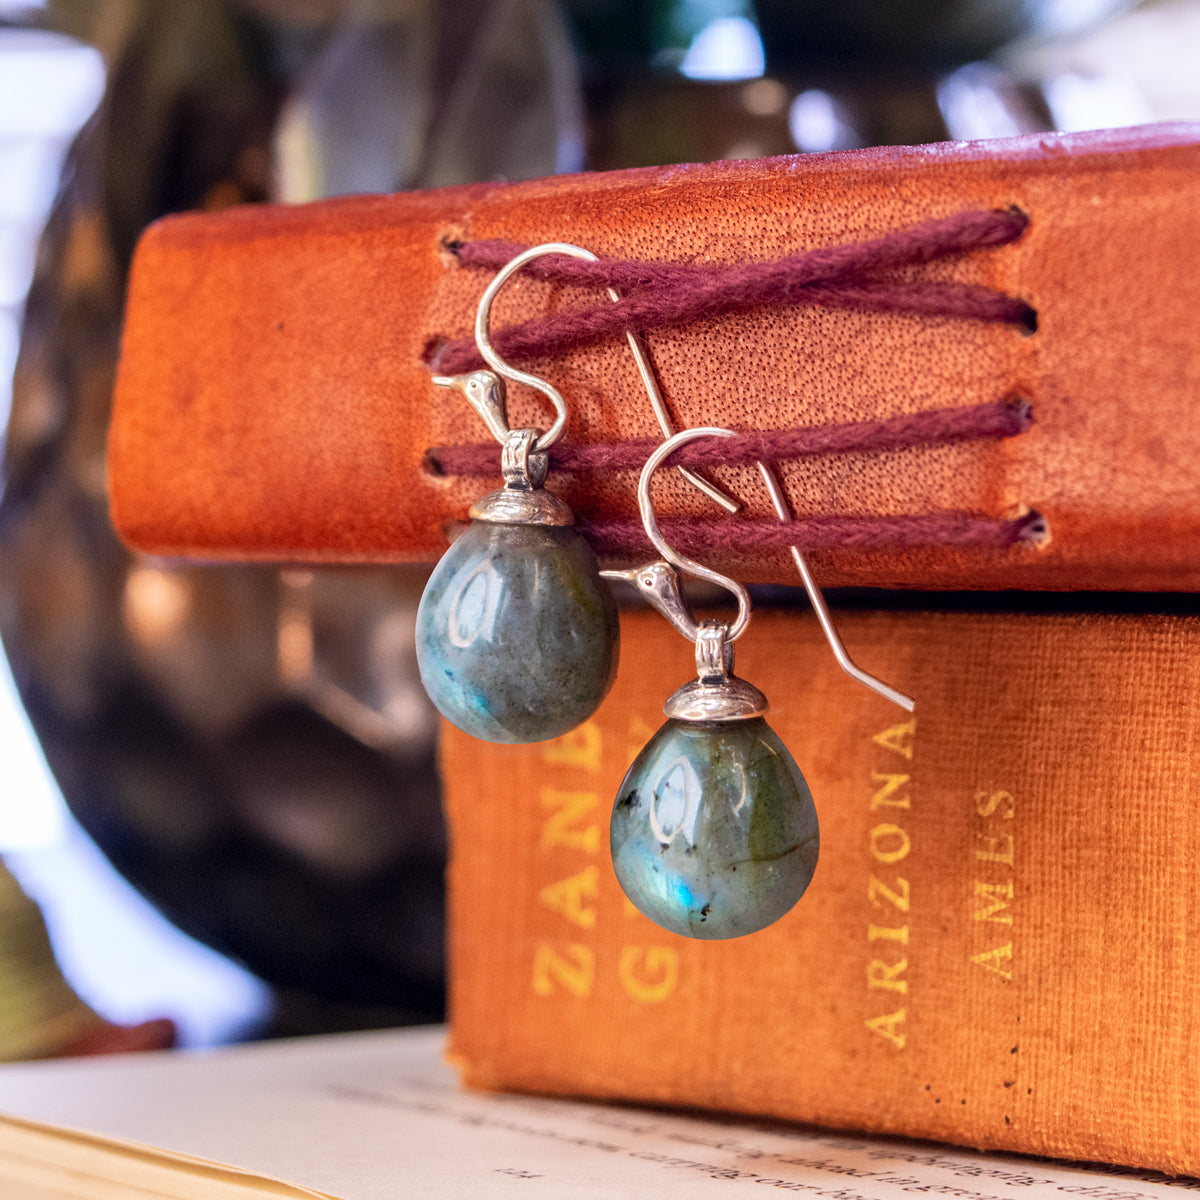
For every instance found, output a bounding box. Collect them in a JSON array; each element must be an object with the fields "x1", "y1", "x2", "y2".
[
  {"x1": 442, "y1": 605, "x2": 1200, "y2": 1177},
  {"x1": 108, "y1": 123, "x2": 1200, "y2": 590}
]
